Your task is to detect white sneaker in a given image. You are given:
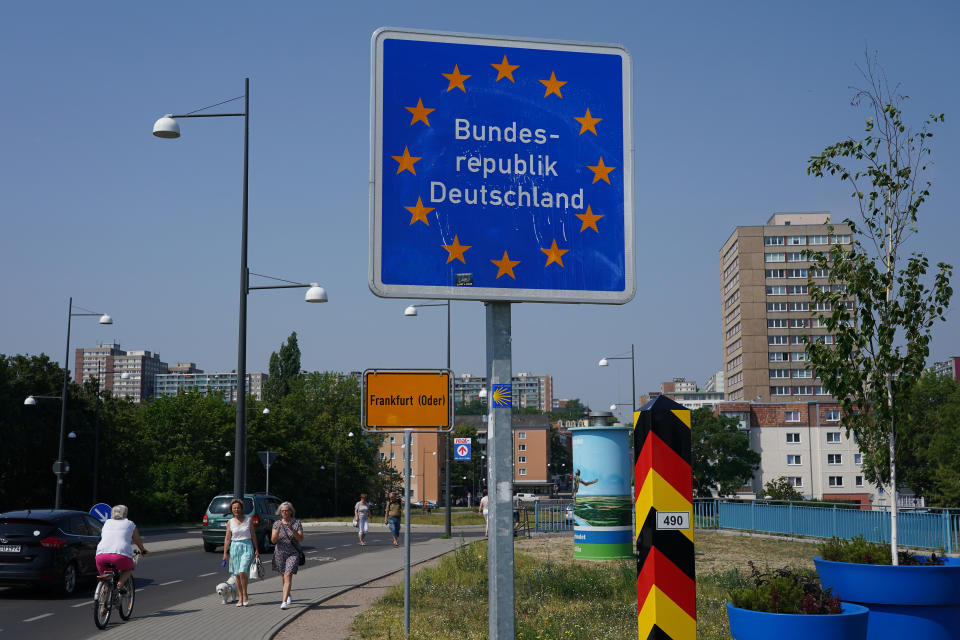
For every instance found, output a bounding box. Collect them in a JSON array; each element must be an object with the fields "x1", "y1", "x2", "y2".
[
  {"x1": 285, "y1": 596, "x2": 292, "y2": 605},
  {"x1": 280, "y1": 601, "x2": 289, "y2": 610}
]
